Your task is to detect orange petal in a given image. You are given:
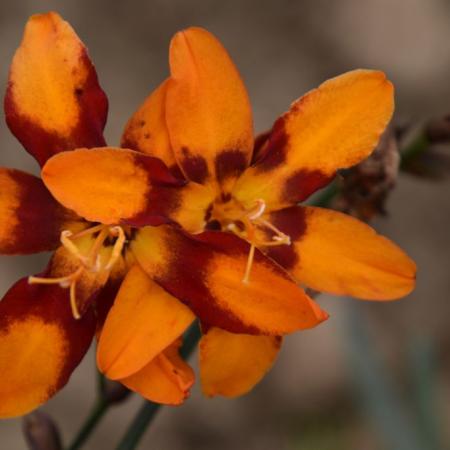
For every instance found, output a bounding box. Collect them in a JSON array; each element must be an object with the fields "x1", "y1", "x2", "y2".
[
  {"x1": 5, "y1": 12, "x2": 107, "y2": 167},
  {"x1": 120, "y1": 339, "x2": 195, "y2": 405},
  {"x1": 166, "y1": 27, "x2": 253, "y2": 190},
  {"x1": 98, "y1": 265, "x2": 194, "y2": 379},
  {"x1": 0, "y1": 167, "x2": 80, "y2": 254},
  {"x1": 41, "y1": 147, "x2": 213, "y2": 232},
  {"x1": 200, "y1": 327, "x2": 281, "y2": 398},
  {"x1": 233, "y1": 70, "x2": 394, "y2": 210},
  {"x1": 131, "y1": 226, "x2": 328, "y2": 335},
  {"x1": 122, "y1": 79, "x2": 179, "y2": 174},
  {"x1": 0, "y1": 276, "x2": 96, "y2": 418},
  {"x1": 263, "y1": 206, "x2": 416, "y2": 300}
]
